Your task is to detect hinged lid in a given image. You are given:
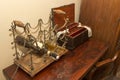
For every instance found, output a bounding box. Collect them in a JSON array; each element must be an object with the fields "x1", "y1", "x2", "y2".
[{"x1": 52, "y1": 3, "x2": 75, "y2": 29}]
